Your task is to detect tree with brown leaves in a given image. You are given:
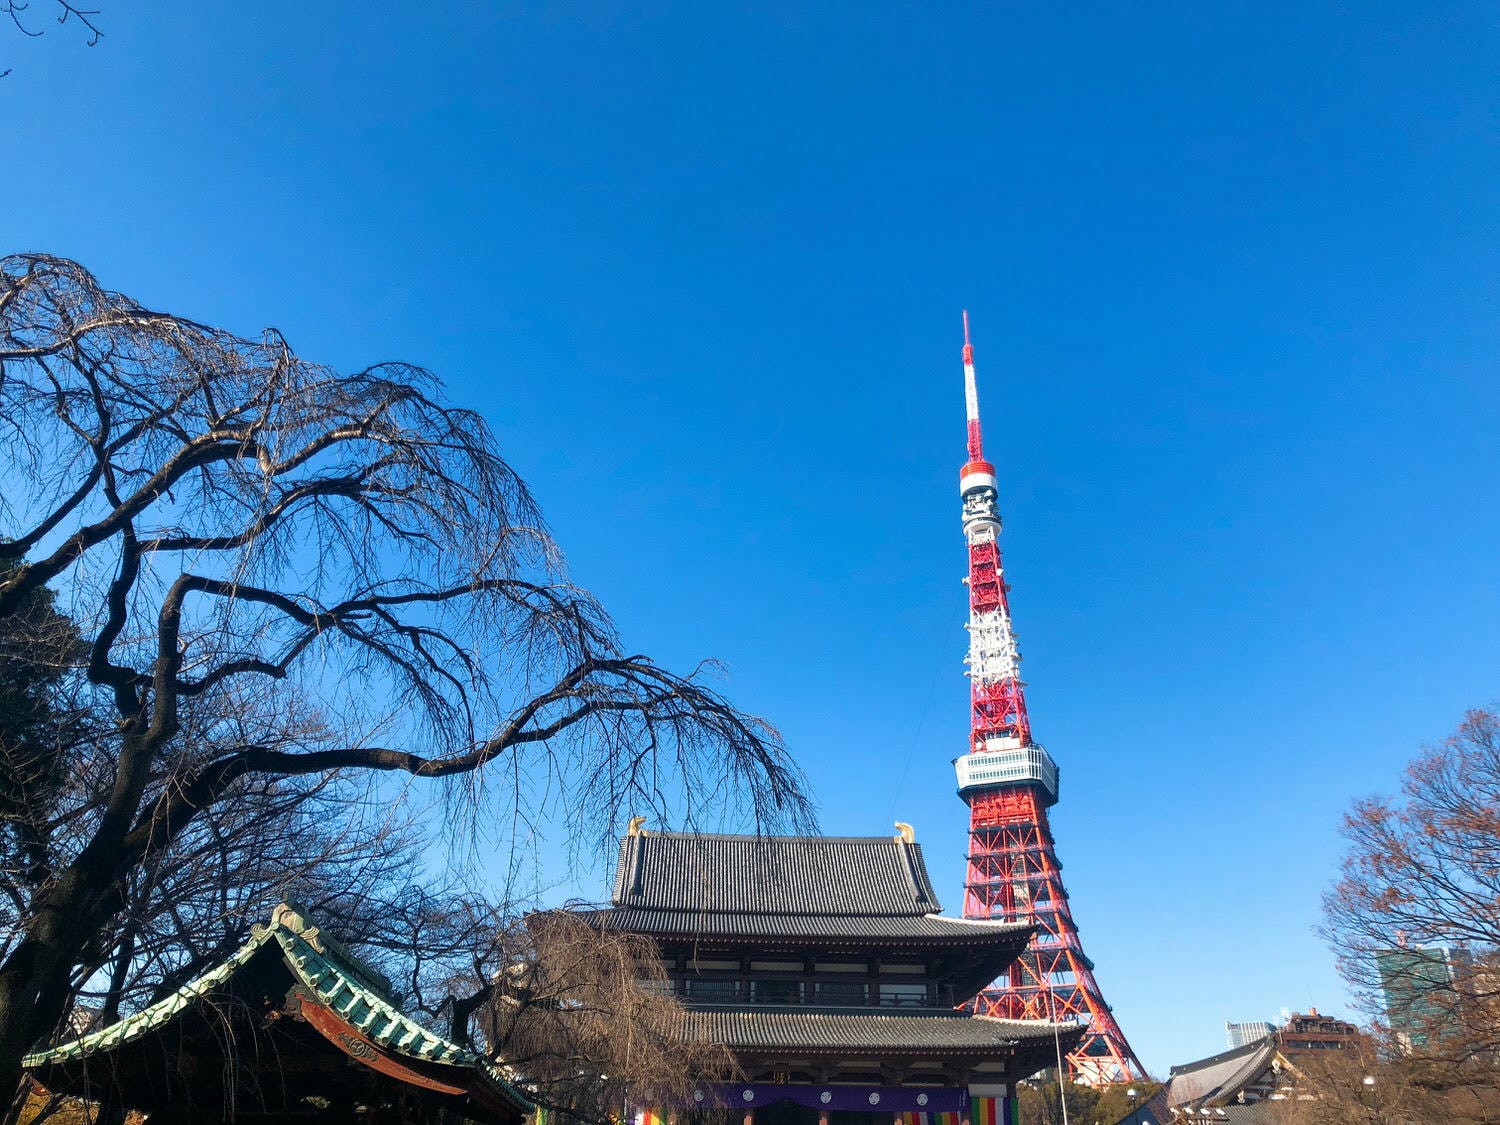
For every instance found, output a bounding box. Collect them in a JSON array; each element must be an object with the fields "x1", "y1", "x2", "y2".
[
  {"x1": 1318, "y1": 707, "x2": 1500, "y2": 1121},
  {"x1": 0, "y1": 253, "x2": 812, "y2": 1116}
]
